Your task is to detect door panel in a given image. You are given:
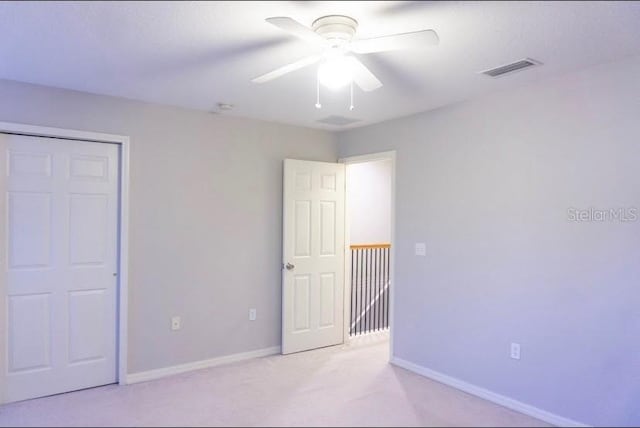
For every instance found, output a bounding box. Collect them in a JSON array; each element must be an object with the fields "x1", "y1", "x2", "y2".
[
  {"x1": 319, "y1": 201, "x2": 336, "y2": 255},
  {"x1": 2, "y1": 133, "x2": 119, "y2": 403},
  {"x1": 8, "y1": 294, "x2": 51, "y2": 372},
  {"x1": 8, "y1": 151, "x2": 52, "y2": 177},
  {"x1": 8, "y1": 192, "x2": 52, "y2": 268},
  {"x1": 294, "y1": 200, "x2": 311, "y2": 257},
  {"x1": 319, "y1": 273, "x2": 336, "y2": 328},
  {"x1": 68, "y1": 194, "x2": 109, "y2": 265},
  {"x1": 68, "y1": 289, "x2": 107, "y2": 363},
  {"x1": 69, "y1": 155, "x2": 109, "y2": 181},
  {"x1": 282, "y1": 159, "x2": 345, "y2": 354},
  {"x1": 293, "y1": 275, "x2": 311, "y2": 332}
]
